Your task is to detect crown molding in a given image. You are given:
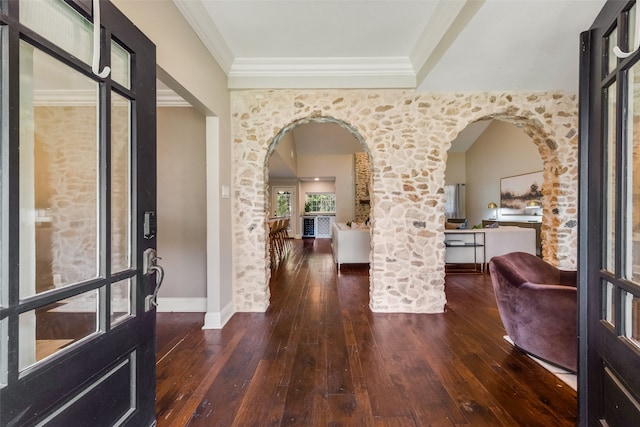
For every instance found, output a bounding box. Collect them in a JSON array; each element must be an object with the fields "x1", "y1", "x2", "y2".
[
  {"x1": 33, "y1": 89, "x2": 189, "y2": 107},
  {"x1": 171, "y1": 0, "x2": 427, "y2": 89},
  {"x1": 228, "y1": 57, "x2": 416, "y2": 89},
  {"x1": 230, "y1": 57, "x2": 415, "y2": 76},
  {"x1": 157, "y1": 89, "x2": 191, "y2": 107},
  {"x1": 173, "y1": 0, "x2": 234, "y2": 74},
  {"x1": 34, "y1": 89, "x2": 97, "y2": 106}
]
